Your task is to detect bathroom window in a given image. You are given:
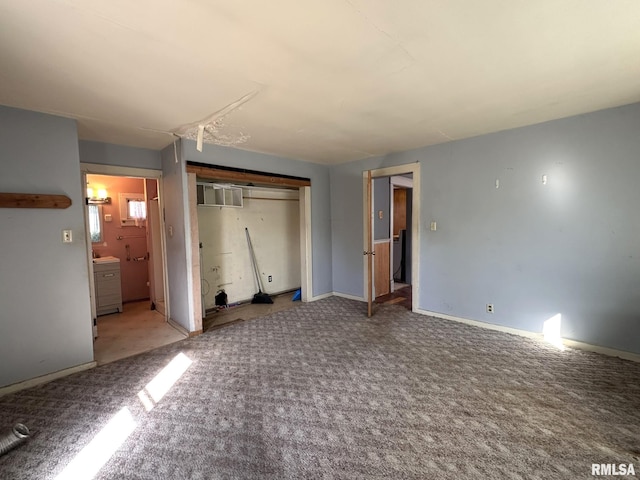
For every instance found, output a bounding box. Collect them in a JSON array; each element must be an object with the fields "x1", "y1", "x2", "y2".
[
  {"x1": 128, "y1": 199, "x2": 146, "y2": 220},
  {"x1": 88, "y1": 205, "x2": 102, "y2": 242},
  {"x1": 119, "y1": 193, "x2": 146, "y2": 226}
]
